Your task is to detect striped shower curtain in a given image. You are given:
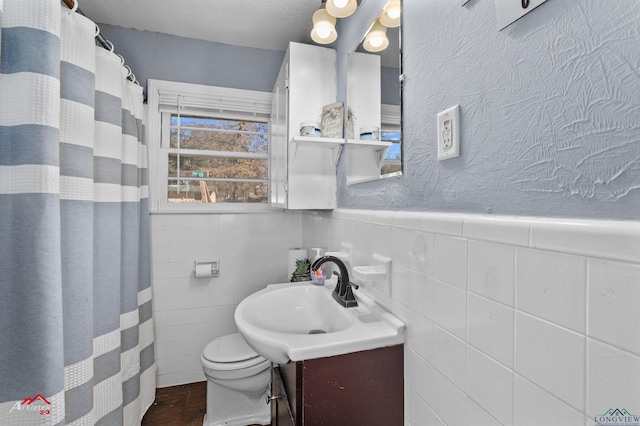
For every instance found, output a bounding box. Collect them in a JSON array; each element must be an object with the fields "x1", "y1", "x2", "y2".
[{"x1": 0, "y1": 1, "x2": 156, "y2": 425}]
